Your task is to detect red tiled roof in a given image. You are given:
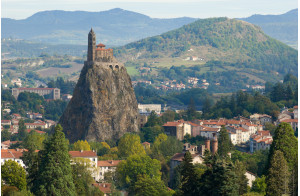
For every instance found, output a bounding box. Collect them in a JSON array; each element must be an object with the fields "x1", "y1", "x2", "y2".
[
  {"x1": 97, "y1": 160, "x2": 121, "y2": 167},
  {"x1": 257, "y1": 130, "x2": 270, "y2": 136},
  {"x1": 281, "y1": 119, "x2": 298, "y2": 123},
  {"x1": 69, "y1": 151, "x2": 97, "y2": 158},
  {"x1": 294, "y1": 106, "x2": 298, "y2": 109},
  {"x1": 97, "y1": 43, "x2": 106, "y2": 47},
  {"x1": 93, "y1": 183, "x2": 111, "y2": 194},
  {"x1": 188, "y1": 121, "x2": 200, "y2": 127},
  {"x1": 1, "y1": 149, "x2": 27, "y2": 159},
  {"x1": 236, "y1": 127, "x2": 249, "y2": 132},
  {"x1": 142, "y1": 142, "x2": 150, "y2": 145},
  {"x1": 12, "y1": 113, "x2": 21, "y2": 117},
  {"x1": 163, "y1": 122, "x2": 182, "y2": 127},
  {"x1": 202, "y1": 127, "x2": 219, "y2": 132},
  {"x1": 1, "y1": 120, "x2": 11, "y2": 123}
]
